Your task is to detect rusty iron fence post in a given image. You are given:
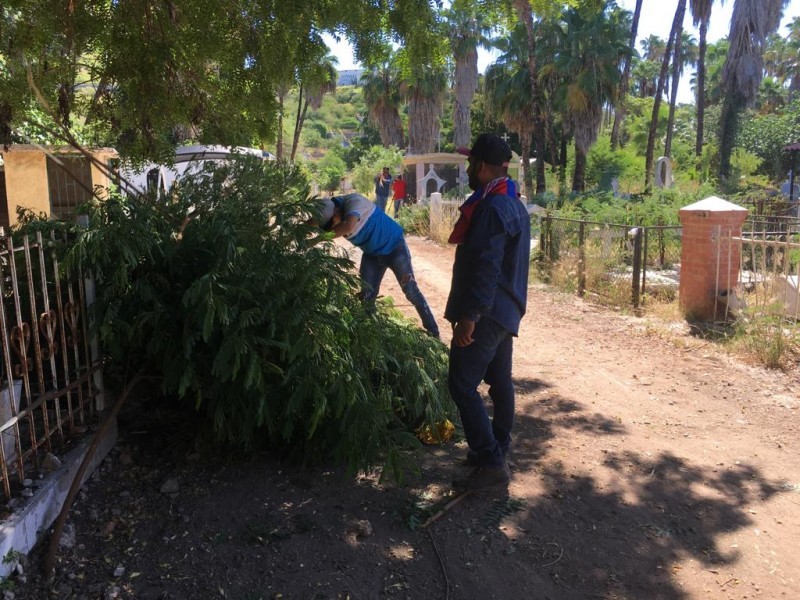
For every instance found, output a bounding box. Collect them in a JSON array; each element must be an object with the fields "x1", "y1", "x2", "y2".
[
  {"x1": 630, "y1": 227, "x2": 643, "y2": 308},
  {"x1": 642, "y1": 227, "x2": 649, "y2": 302},
  {"x1": 578, "y1": 220, "x2": 586, "y2": 297}
]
